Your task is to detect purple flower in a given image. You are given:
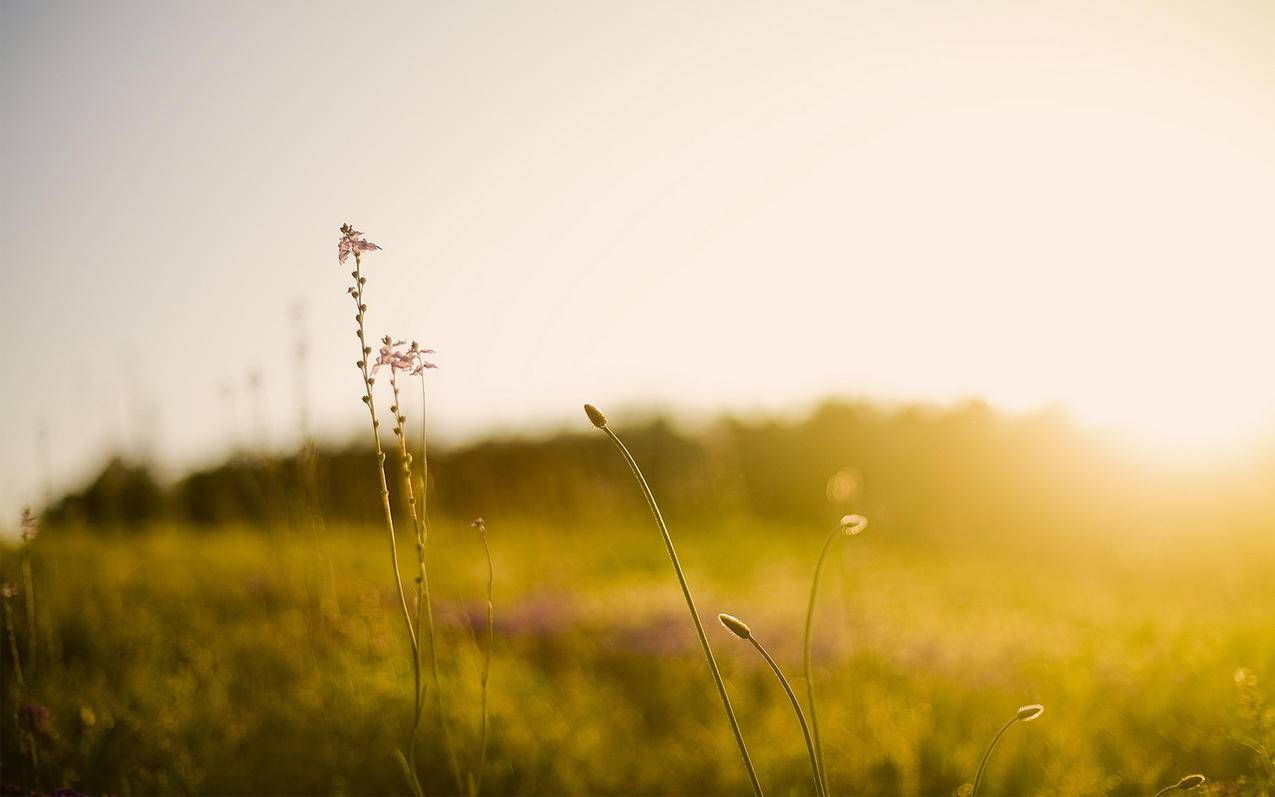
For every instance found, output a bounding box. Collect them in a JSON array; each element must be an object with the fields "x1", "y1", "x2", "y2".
[{"x1": 338, "y1": 223, "x2": 381, "y2": 264}]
